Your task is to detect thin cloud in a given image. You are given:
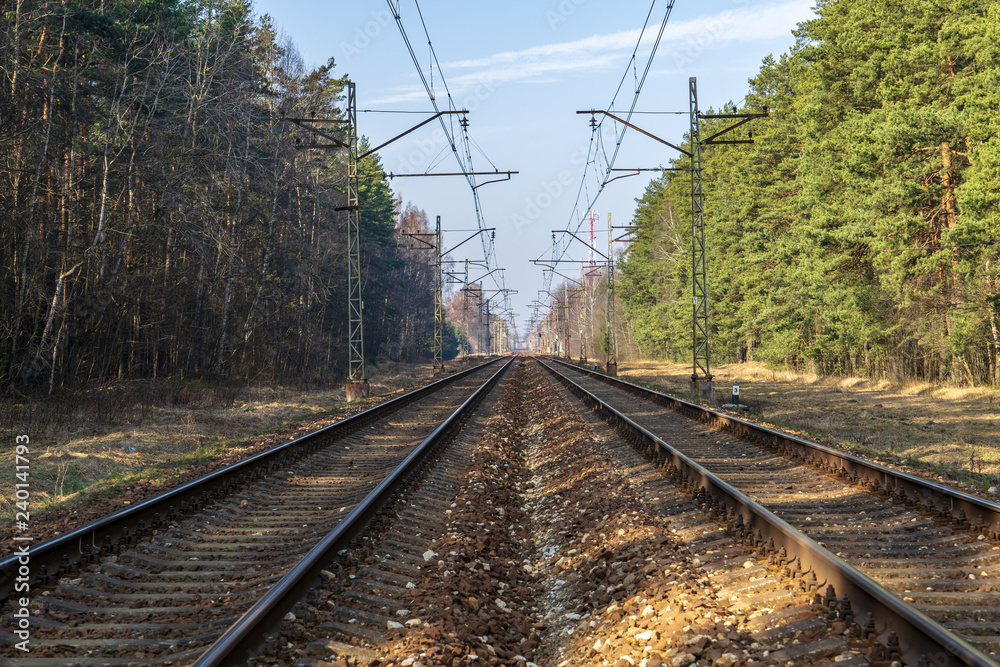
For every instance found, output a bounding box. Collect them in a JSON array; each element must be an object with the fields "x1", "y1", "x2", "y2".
[{"x1": 369, "y1": 0, "x2": 813, "y2": 105}]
